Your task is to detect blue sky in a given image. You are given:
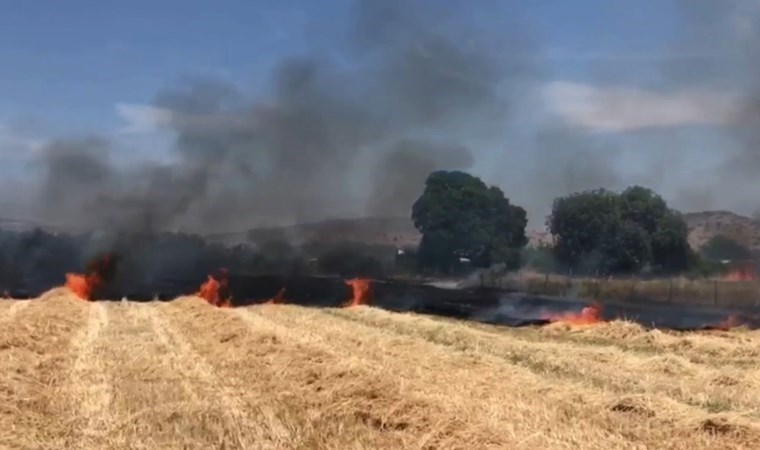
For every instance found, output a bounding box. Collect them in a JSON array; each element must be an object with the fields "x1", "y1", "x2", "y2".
[
  {"x1": 0, "y1": 0, "x2": 679, "y2": 133},
  {"x1": 0, "y1": 0, "x2": 755, "y2": 226}
]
